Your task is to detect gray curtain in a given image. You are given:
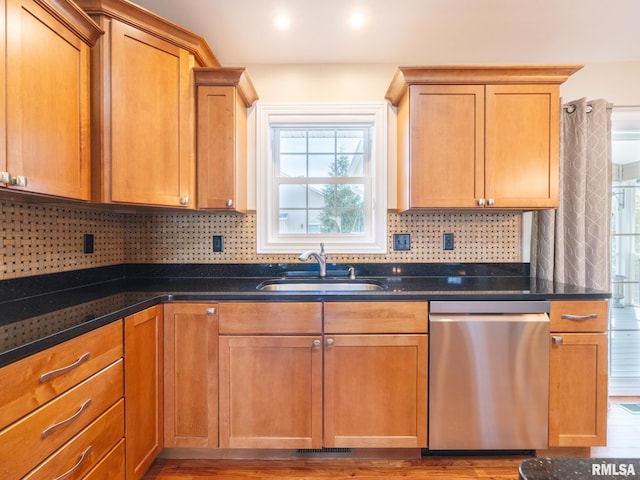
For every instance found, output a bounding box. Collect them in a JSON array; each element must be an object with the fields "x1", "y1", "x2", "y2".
[{"x1": 531, "y1": 98, "x2": 612, "y2": 291}]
